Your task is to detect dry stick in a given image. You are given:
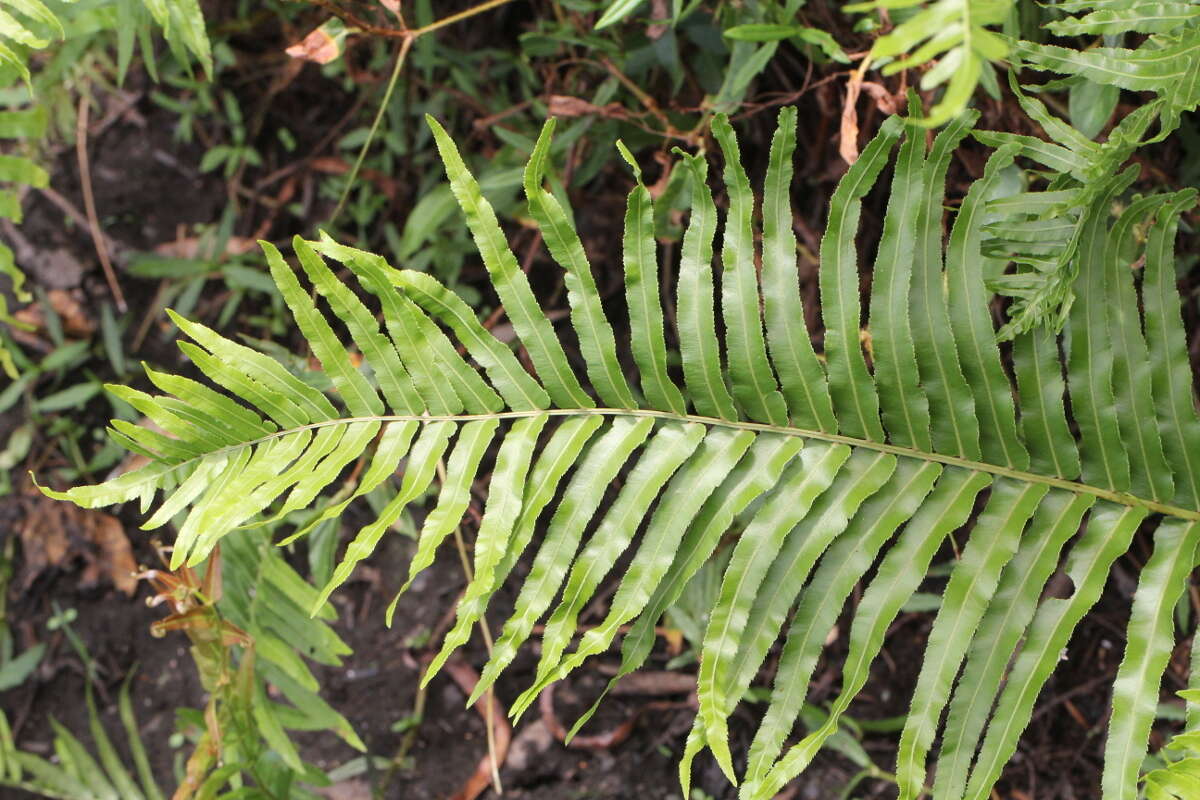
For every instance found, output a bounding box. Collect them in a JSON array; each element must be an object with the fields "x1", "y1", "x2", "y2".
[
  {"x1": 437, "y1": 458, "x2": 503, "y2": 795},
  {"x1": 75, "y1": 95, "x2": 127, "y2": 312}
]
